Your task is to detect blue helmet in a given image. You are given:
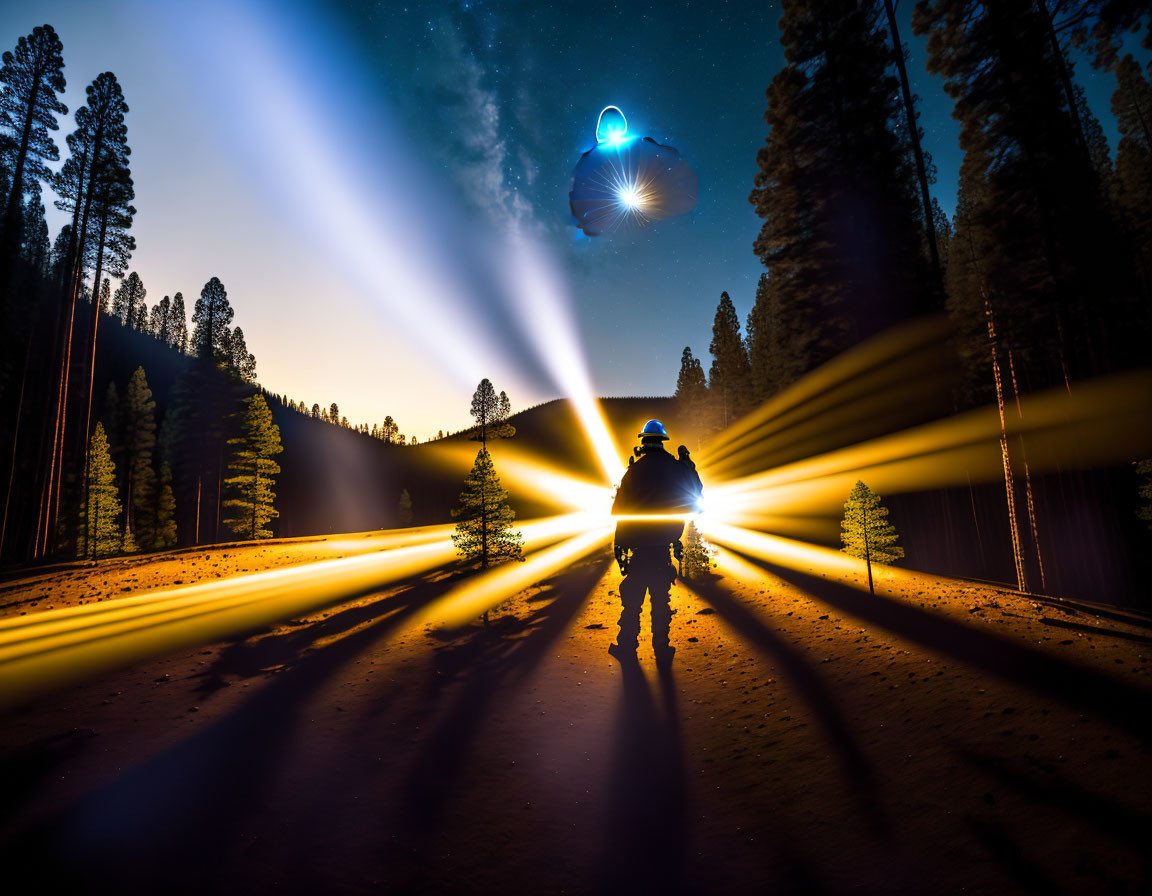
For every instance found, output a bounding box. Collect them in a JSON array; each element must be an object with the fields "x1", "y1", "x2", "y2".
[{"x1": 637, "y1": 419, "x2": 669, "y2": 441}]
